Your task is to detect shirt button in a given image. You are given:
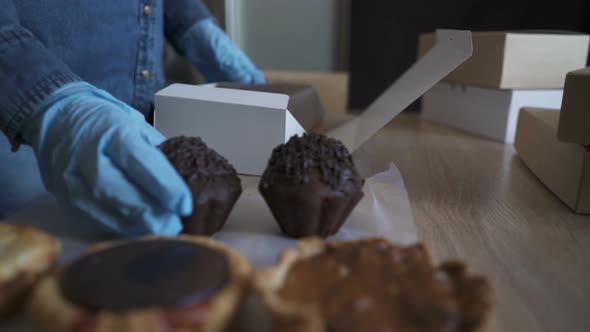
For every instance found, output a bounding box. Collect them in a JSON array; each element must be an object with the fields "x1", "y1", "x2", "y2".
[
  {"x1": 143, "y1": 5, "x2": 152, "y2": 15},
  {"x1": 141, "y1": 70, "x2": 151, "y2": 79}
]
